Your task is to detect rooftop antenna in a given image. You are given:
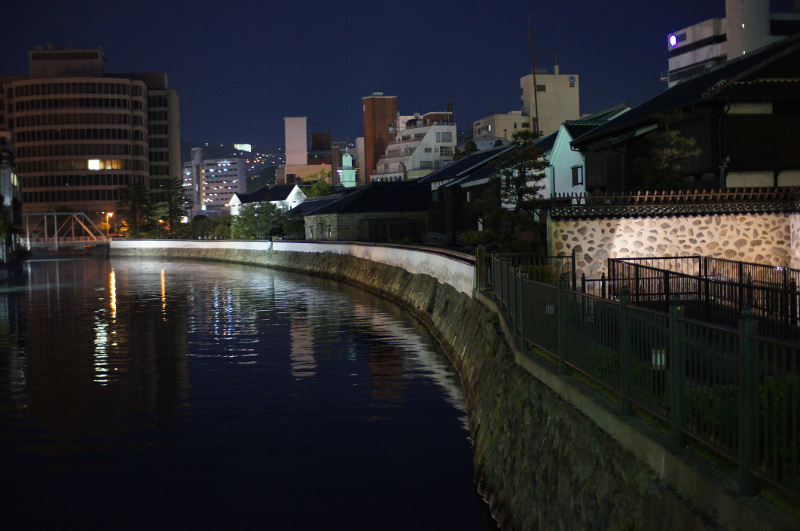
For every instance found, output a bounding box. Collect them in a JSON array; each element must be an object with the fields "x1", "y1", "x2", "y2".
[
  {"x1": 554, "y1": 48, "x2": 559, "y2": 75},
  {"x1": 529, "y1": 17, "x2": 540, "y2": 136}
]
